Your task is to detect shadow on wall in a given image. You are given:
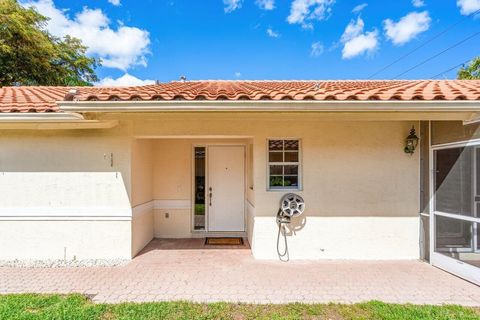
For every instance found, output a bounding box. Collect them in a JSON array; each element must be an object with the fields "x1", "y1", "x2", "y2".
[
  {"x1": 284, "y1": 216, "x2": 307, "y2": 236},
  {"x1": 432, "y1": 121, "x2": 480, "y2": 145}
]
